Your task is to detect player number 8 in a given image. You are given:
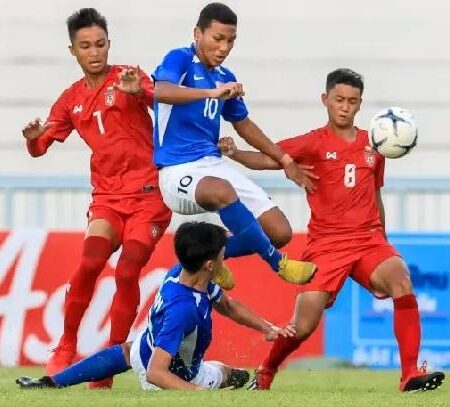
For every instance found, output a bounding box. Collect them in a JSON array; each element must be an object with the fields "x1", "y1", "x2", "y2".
[{"x1": 344, "y1": 163, "x2": 356, "y2": 187}]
